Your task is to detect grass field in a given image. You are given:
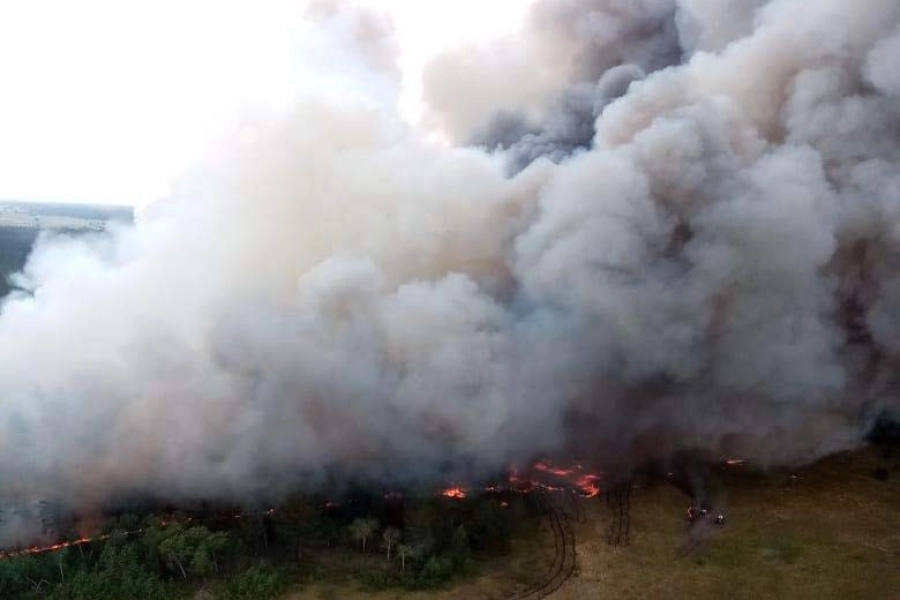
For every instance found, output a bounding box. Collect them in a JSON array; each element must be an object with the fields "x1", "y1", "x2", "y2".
[
  {"x1": 559, "y1": 447, "x2": 899, "y2": 600},
  {"x1": 276, "y1": 447, "x2": 898, "y2": 600}
]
